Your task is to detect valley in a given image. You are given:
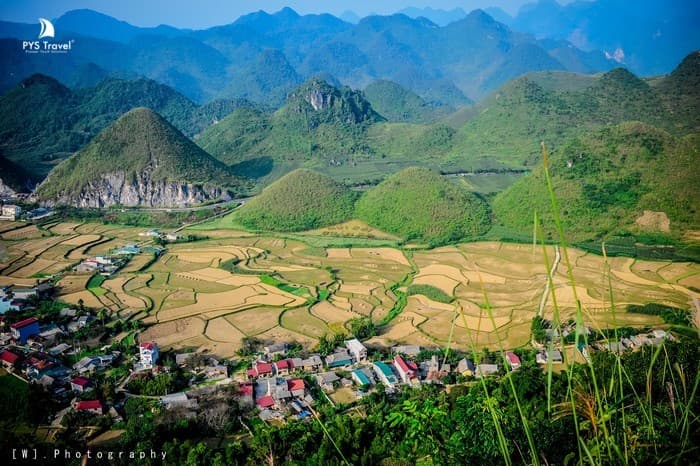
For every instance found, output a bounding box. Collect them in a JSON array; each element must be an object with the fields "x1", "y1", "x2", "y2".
[{"x1": 1, "y1": 217, "x2": 696, "y2": 358}]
